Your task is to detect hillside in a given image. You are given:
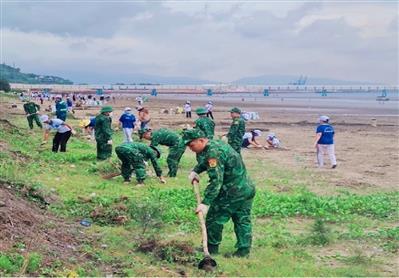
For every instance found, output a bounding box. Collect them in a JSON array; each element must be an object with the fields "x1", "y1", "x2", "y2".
[{"x1": 0, "y1": 64, "x2": 73, "y2": 85}]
